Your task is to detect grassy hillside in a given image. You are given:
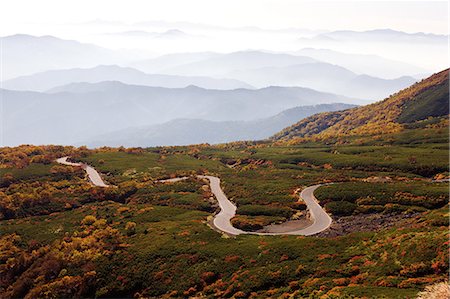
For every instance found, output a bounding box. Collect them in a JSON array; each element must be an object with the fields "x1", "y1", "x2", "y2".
[
  {"x1": 0, "y1": 121, "x2": 448, "y2": 298},
  {"x1": 271, "y1": 69, "x2": 449, "y2": 141},
  {"x1": 397, "y1": 76, "x2": 449, "y2": 123}
]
